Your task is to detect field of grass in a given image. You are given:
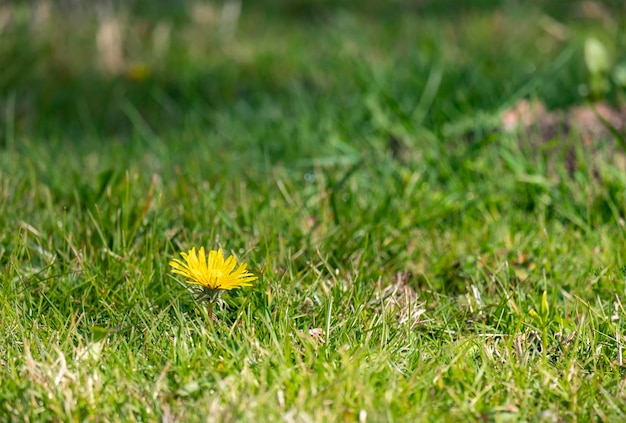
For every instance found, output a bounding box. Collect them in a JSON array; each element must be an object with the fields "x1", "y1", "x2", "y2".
[{"x1": 2, "y1": 1, "x2": 626, "y2": 421}]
